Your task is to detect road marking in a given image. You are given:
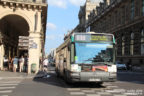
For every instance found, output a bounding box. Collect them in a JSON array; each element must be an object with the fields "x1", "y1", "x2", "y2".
[
  {"x1": 0, "y1": 87, "x2": 16, "y2": 89},
  {"x1": 1, "y1": 95, "x2": 9, "y2": 96},
  {"x1": 0, "y1": 77, "x2": 30, "y2": 79},
  {"x1": 70, "y1": 92, "x2": 85, "y2": 95},
  {"x1": 114, "y1": 95, "x2": 127, "y2": 96},
  {"x1": 91, "y1": 88, "x2": 110, "y2": 91},
  {"x1": 124, "y1": 92, "x2": 139, "y2": 95},
  {"x1": 107, "y1": 86, "x2": 118, "y2": 88},
  {"x1": 0, "y1": 84, "x2": 18, "y2": 86},
  {"x1": 67, "y1": 88, "x2": 81, "y2": 91},
  {"x1": 105, "y1": 89, "x2": 125, "y2": 93},
  {"x1": 86, "y1": 94, "x2": 100, "y2": 96},
  {"x1": 0, "y1": 90, "x2": 12, "y2": 93},
  {"x1": 0, "y1": 81, "x2": 21, "y2": 84},
  {"x1": 82, "y1": 90, "x2": 95, "y2": 93}
]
